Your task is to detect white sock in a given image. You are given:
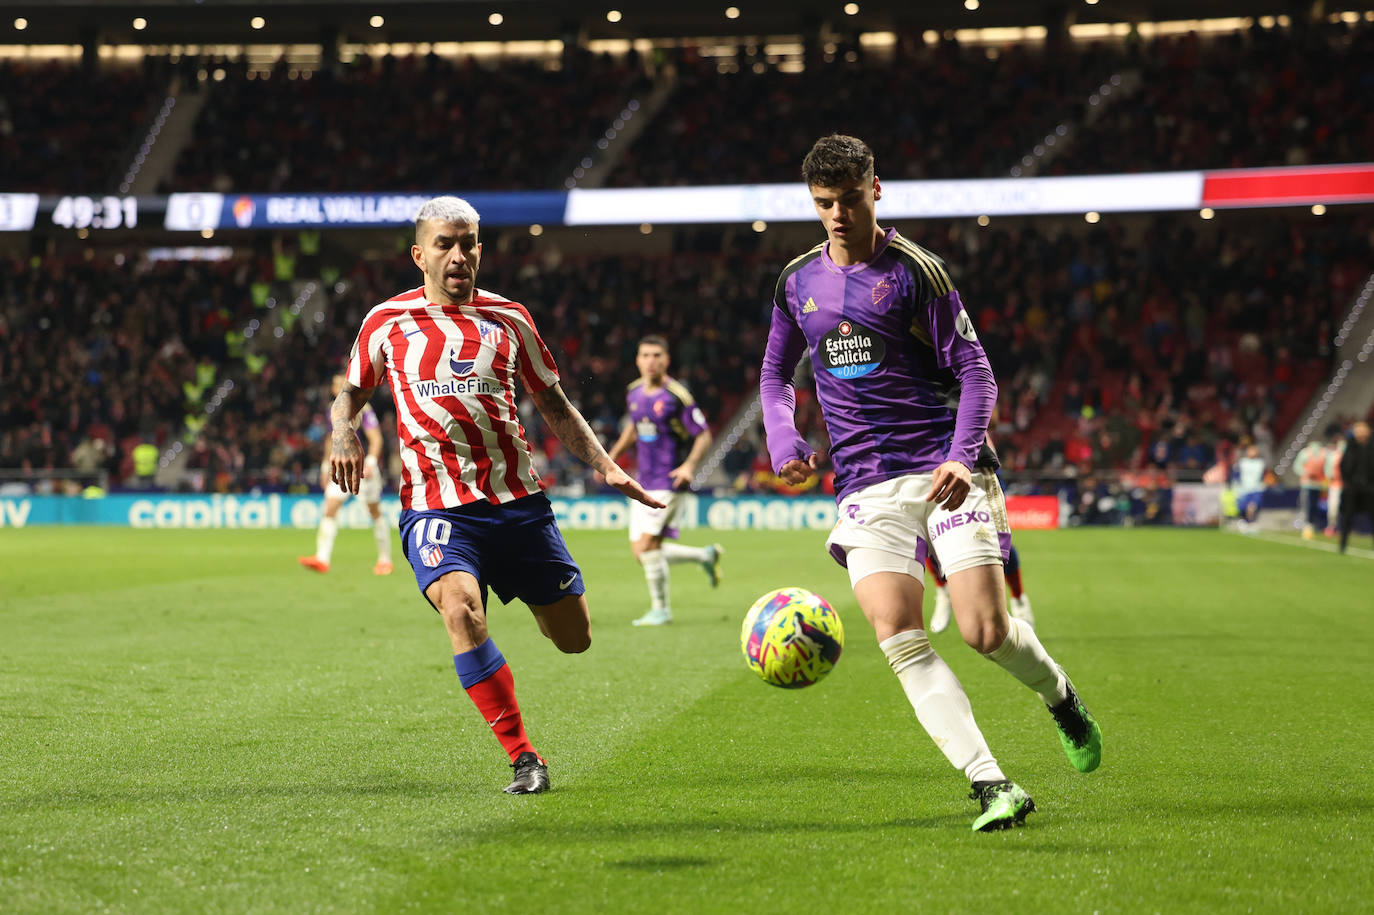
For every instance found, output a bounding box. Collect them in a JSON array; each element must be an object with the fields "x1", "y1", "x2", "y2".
[
  {"x1": 880, "y1": 629, "x2": 1004, "y2": 784},
  {"x1": 662, "y1": 542, "x2": 711, "y2": 564},
  {"x1": 316, "y1": 516, "x2": 339, "y2": 563},
  {"x1": 640, "y1": 549, "x2": 669, "y2": 612},
  {"x1": 371, "y1": 515, "x2": 391, "y2": 563},
  {"x1": 986, "y1": 617, "x2": 1068, "y2": 705}
]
